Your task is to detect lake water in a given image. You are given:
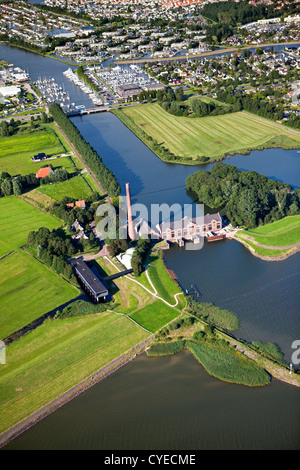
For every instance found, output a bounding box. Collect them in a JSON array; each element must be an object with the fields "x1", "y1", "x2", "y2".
[
  {"x1": 5, "y1": 351, "x2": 300, "y2": 450},
  {"x1": 1, "y1": 44, "x2": 300, "y2": 450}
]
